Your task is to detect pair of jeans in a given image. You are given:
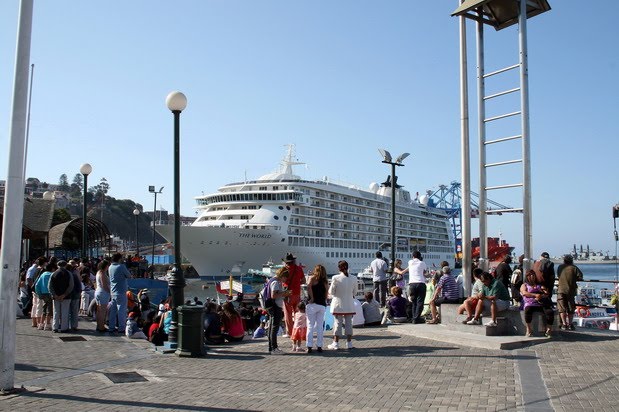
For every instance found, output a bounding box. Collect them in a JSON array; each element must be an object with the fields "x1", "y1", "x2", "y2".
[
  {"x1": 52, "y1": 299, "x2": 70, "y2": 331},
  {"x1": 267, "y1": 305, "x2": 284, "y2": 351},
  {"x1": 373, "y1": 280, "x2": 388, "y2": 307},
  {"x1": 108, "y1": 294, "x2": 128, "y2": 332},
  {"x1": 407, "y1": 282, "x2": 427, "y2": 322},
  {"x1": 305, "y1": 303, "x2": 326, "y2": 348},
  {"x1": 69, "y1": 298, "x2": 80, "y2": 329}
]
